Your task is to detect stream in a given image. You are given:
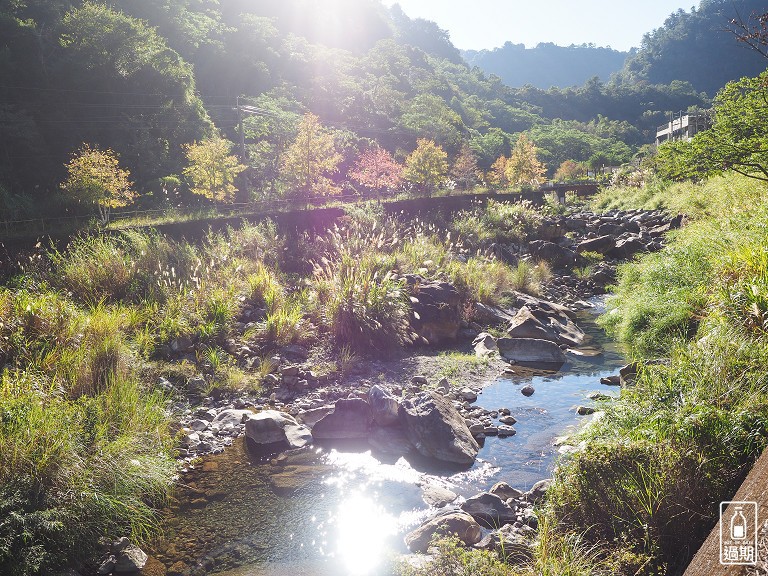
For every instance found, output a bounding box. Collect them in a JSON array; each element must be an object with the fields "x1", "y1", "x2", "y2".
[{"x1": 148, "y1": 299, "x2": 625, "y2": 576}]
